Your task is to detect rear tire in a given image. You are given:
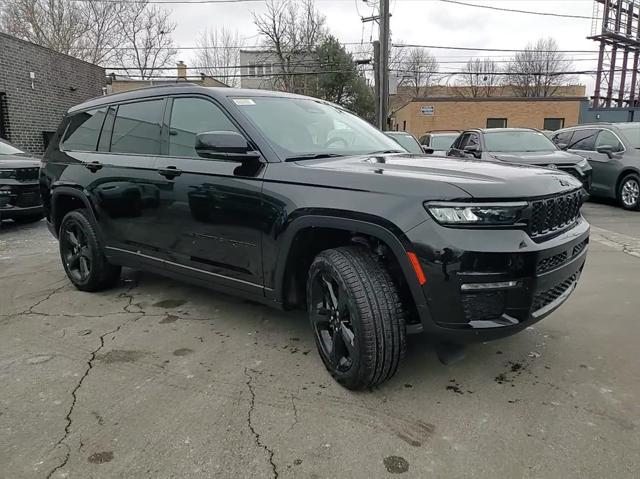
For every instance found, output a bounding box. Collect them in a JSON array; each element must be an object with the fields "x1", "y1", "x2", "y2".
[
  {"x1": 618, "y1": 173, "x2": 640, "y2": 210},
  {"x1": 307, "y1": 246, "x2": 406, "y2": 390},
  {"x1": 59, "y1": 209, "x2": 121, "y2": 291}
]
